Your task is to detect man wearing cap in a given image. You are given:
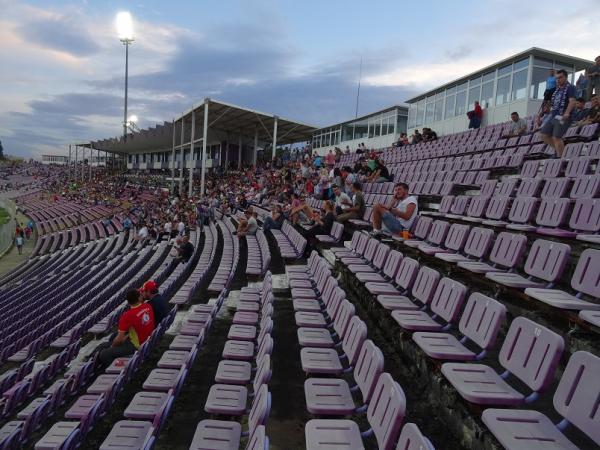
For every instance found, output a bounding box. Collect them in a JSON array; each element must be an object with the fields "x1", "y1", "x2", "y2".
[
  {"x1": 141, "y1": 280, "x2": 169, "y2": 325},
  {"x1": 97, "y1": 289, "x2": 155, "y2": 367}
]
